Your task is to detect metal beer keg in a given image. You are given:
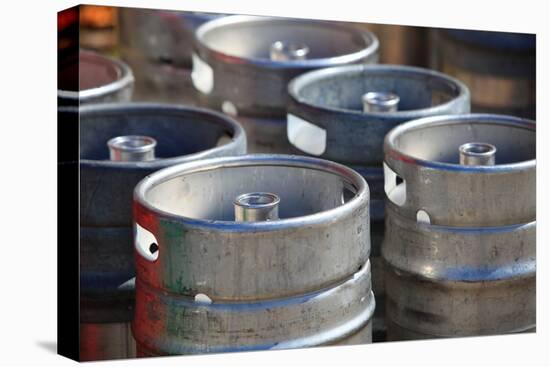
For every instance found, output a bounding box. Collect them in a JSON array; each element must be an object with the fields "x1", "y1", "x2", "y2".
[
  {"x1": 431, "y1": 29, "x2": 535, "y2": 119},
  {"x1": 118, "y1": 8, "x2": 223, "y2": 105},
  {"x1": 192, "y1": 16, "x2": 379, "y2": 153},
  {"x1": 287, "y1": 64, "x2": 470, "y2": 340},
  {"x1": 132, "y1": 155, "x2": 375, "y2": 355},
  {"x1": 382, "y1": 114, "x2": 536, "y2": 340},
  {"x1": 77, "y1": 103, "x2": 246, "y2": 360}
]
